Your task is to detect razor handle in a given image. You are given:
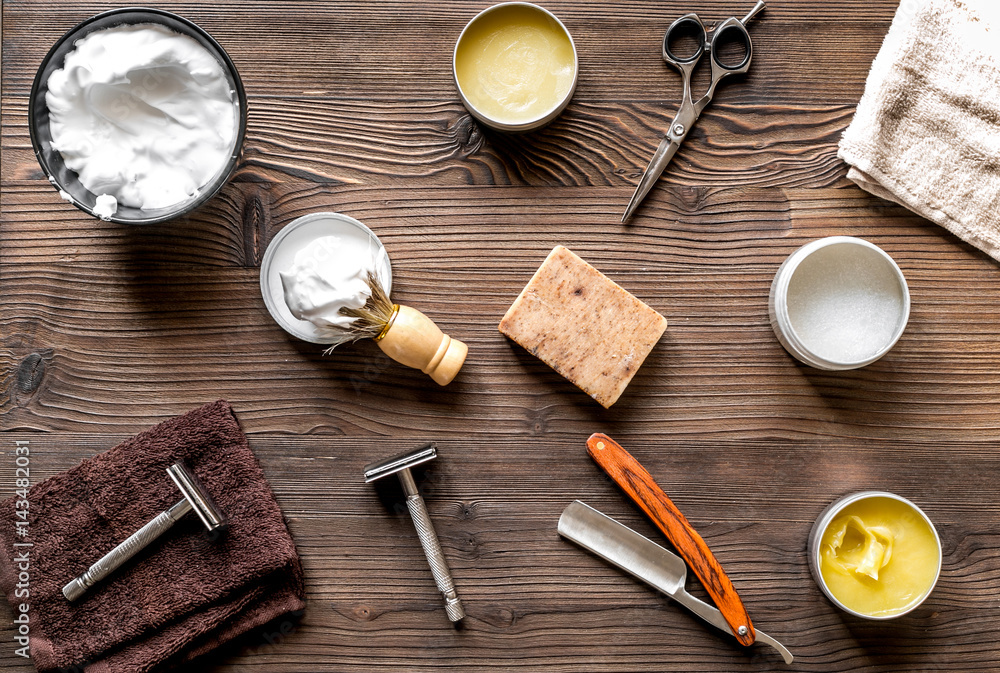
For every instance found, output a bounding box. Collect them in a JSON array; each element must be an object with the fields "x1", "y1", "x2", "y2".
[
  {"x1": 586, "y1": 433, "x2": 756, "y2": 646},
  {"x1": 398, "y1": 469, "x2": 465, "y2": 622},
  {"x1": 63, "y1": 499, "x2": 191, "y2": 602}
]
